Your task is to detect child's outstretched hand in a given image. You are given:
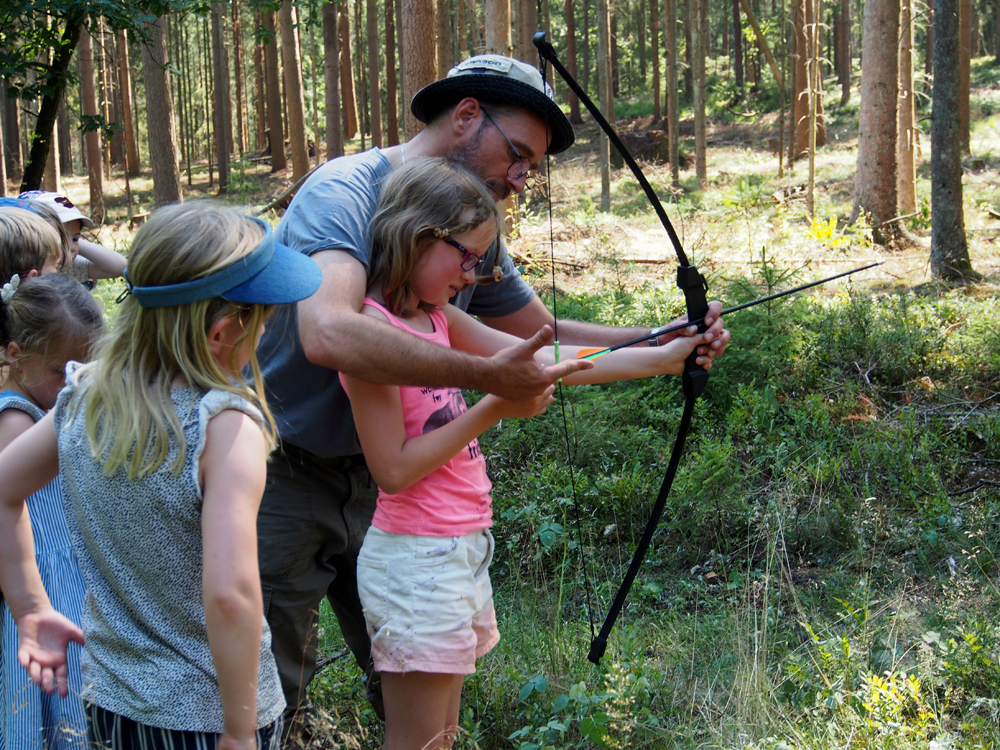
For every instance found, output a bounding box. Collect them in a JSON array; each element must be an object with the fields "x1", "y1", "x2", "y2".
[
  {"x1": 482, "y1": 384, "x2": 557, "y2": 420},
  {"x1": 16, "y1": 608, "x2": 85, "y2": 697}
]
